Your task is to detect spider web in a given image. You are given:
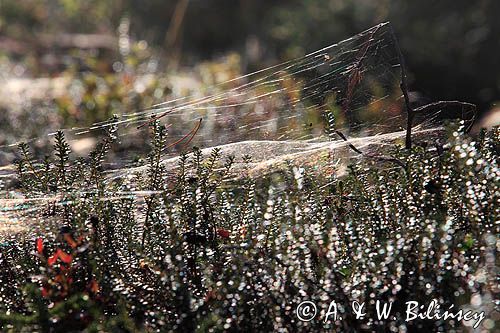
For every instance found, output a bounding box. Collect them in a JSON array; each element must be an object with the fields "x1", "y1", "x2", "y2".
[
  {"x1": 0, "y1": 22, "x2": 473, "y2": 229},
  {"x1": 115, "y1": 22, "x2": 405, "y2": 145}
]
